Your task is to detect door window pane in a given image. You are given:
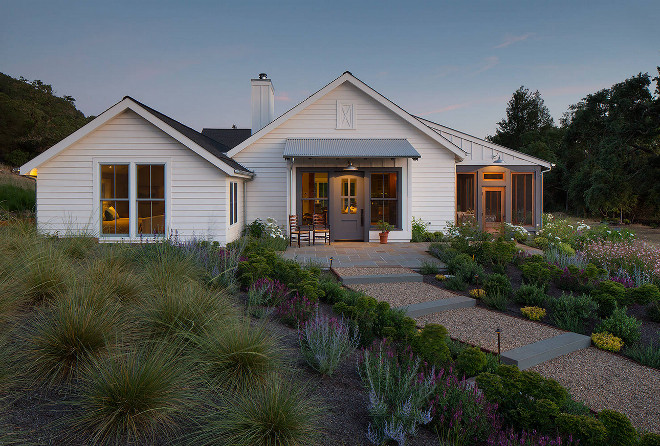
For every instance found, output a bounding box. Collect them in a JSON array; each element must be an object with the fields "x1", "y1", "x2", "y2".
[{"x1": 340, "y1": 178, "x2": 357, "y2": 214}]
